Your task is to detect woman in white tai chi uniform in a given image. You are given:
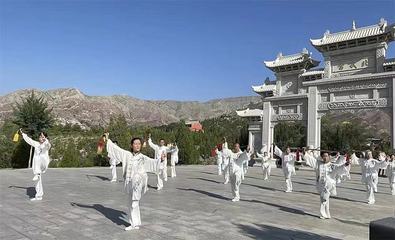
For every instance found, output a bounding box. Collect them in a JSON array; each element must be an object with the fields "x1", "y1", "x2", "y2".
[
  {"x1": 303, "y1": 148, "x2": 350, "y2": 219},
  {"x1": 104, "y1": 133, "x2": 164, "y2": 230},
  {"x1": 257, "y1": 149, "x2": 271, "y2": 181},
  {"x1": 148, "y1": 135, "x2": 170, "y2": 190},
  {"x1": 215, "y1": 144, "x2": 223, "y2": 175},
  {"x1": 351, "y1": 151, "x2": 388, "y2": 204},
  {"x1": 20, "y1": 129, "x2": 51, "y2": 201},
  {"x1": 169, "y1": 143, "x2": 179, "y2": 178},
  {"x1": 223, "y1": 143, "x2": 252, "y2": 202},
  {"x1": 274, "y1": 144, "x2": 297, "y2": 192}
]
